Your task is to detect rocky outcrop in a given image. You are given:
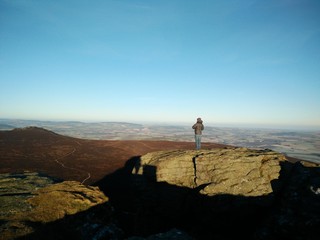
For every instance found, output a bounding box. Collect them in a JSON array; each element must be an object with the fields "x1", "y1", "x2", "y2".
[
  {"x1": 0, "y1": 172, "x2": 121, "y2": 240},
  {"x1": 1, "y1": 147, "x2": 320, "y2": 240},
  {"x1": 124, "y1": 147, "x2": 320, "y2": 239},
  {"x1": 135, "y1": 147, "x2": 285, "y2": 196}
]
